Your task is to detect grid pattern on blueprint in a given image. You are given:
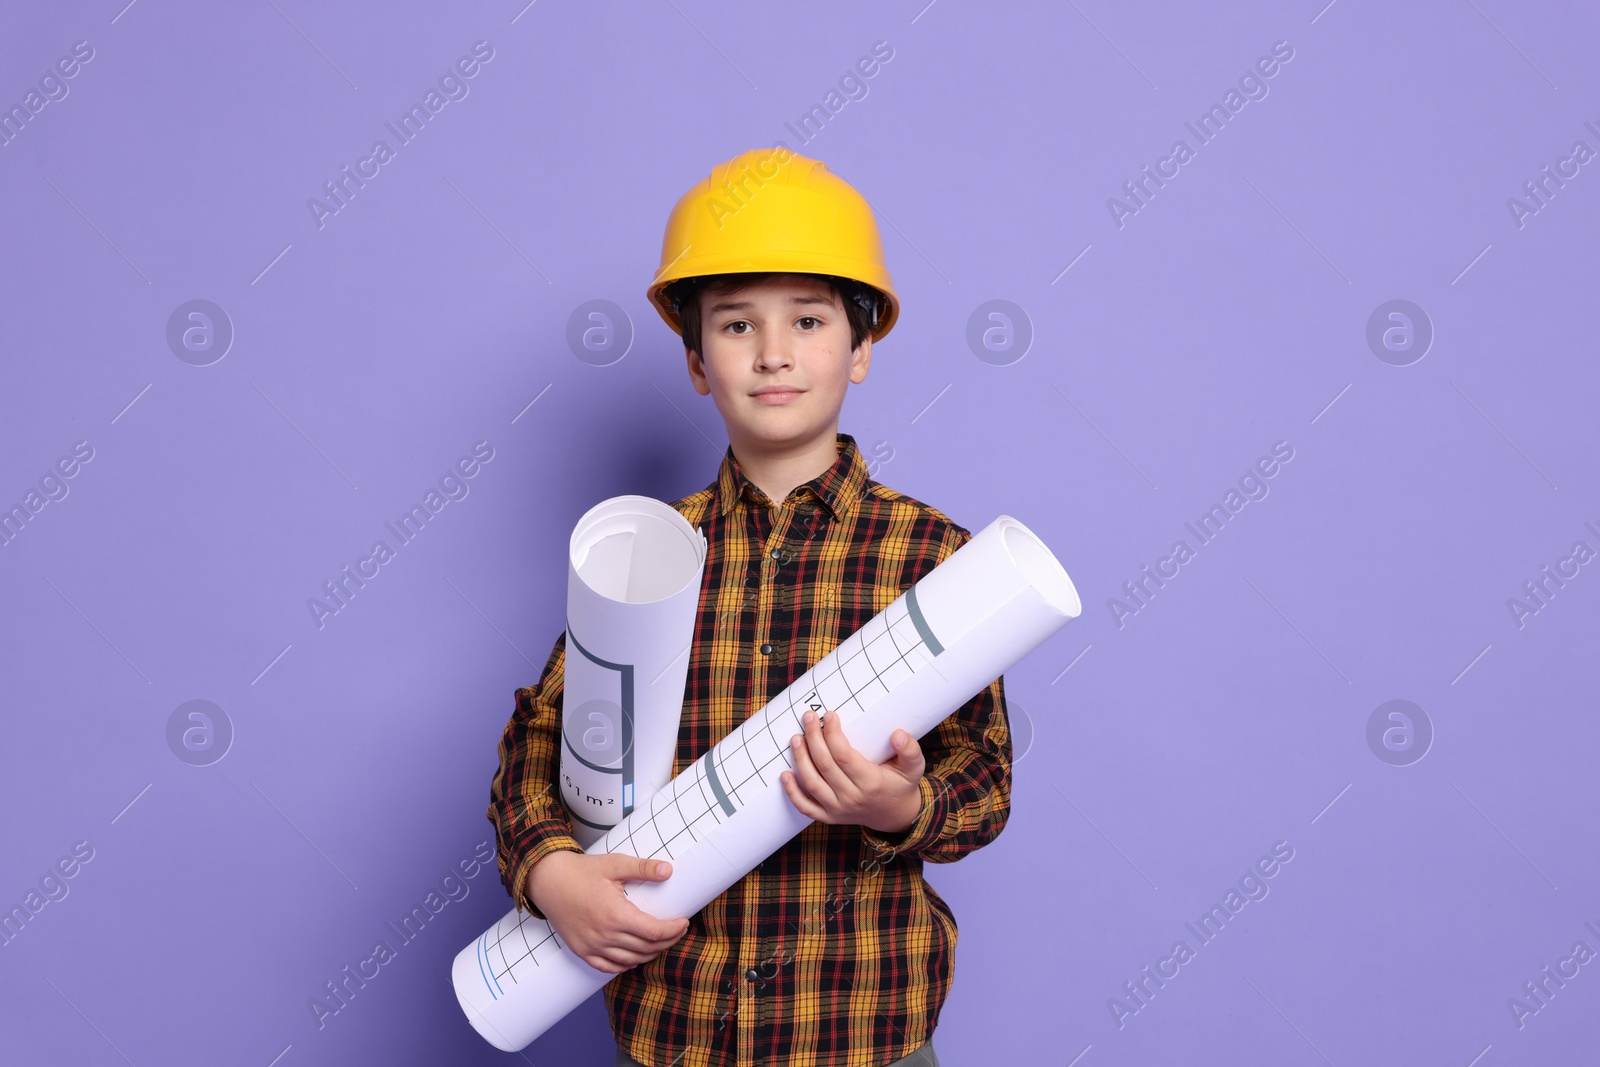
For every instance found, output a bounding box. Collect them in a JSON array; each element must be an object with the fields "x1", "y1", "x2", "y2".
[
  {"x1": 606, "y1": 594, "x2": 940, "y2": 863},
  {"x1": 479, "y1": 593, "x2": 944, "y2": 994}
]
